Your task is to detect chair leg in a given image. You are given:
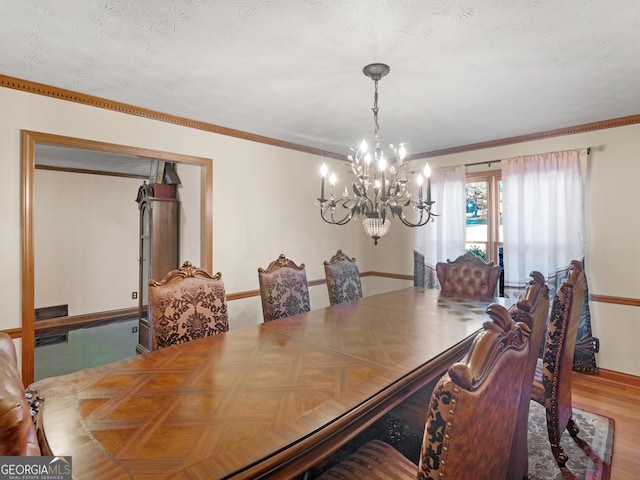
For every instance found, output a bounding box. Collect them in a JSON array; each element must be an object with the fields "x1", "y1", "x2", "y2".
[
  {"x1": 546, "y1": 409, "x2": 569, "y2": 467},
  {"x1": 549, "y1": 443, "x2": 569, "y2": 467},
  {"x1": 567, "y1": 417, "x2": 580, "y2": 438},
  {"x1": 548, "y1": 417, "x2": 580, "y2": 466},
  {"x1": 539, "y1": 407, "x2": 581, "y2": 468}
]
